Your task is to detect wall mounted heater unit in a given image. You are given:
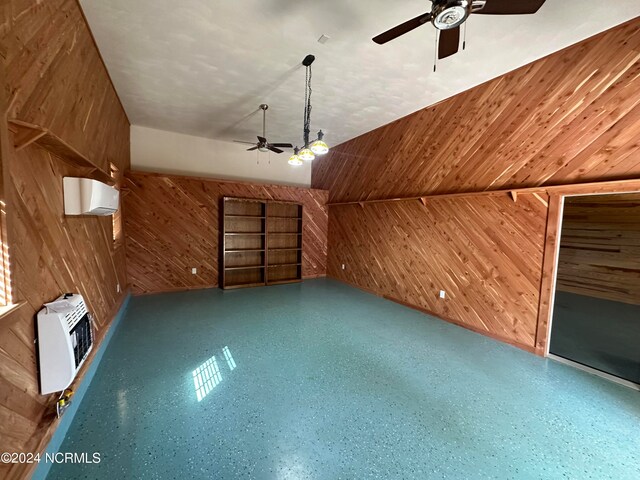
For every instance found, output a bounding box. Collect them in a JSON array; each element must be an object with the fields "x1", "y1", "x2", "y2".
[
  {"x1": 37, "y1": 294, "x2": 94, "y2": 395},
  {"x1": 63, "y1": 177, "x2": 119, "y2": 216}
]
